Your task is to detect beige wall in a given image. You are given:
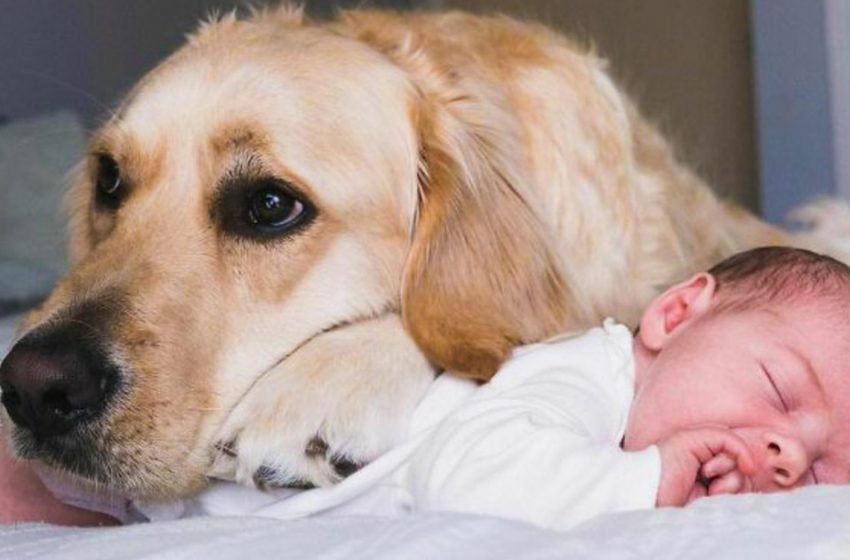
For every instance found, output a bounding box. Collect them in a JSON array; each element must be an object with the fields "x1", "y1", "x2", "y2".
[{"x1": 432, "y1": 0, "x2": 759, "y2": 212}]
